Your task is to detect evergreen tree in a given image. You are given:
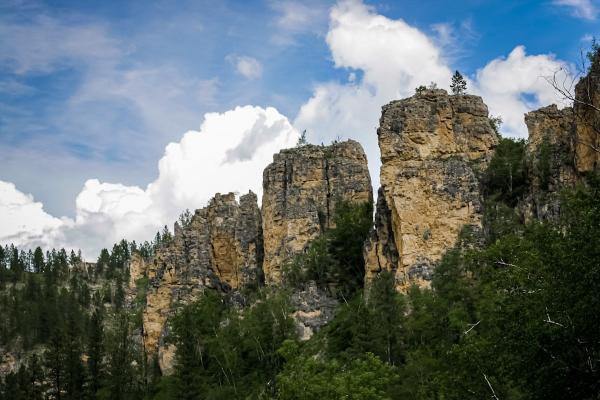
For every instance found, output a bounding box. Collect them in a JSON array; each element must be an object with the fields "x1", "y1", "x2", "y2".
[
  {"x1": 104, "y1": 315, "x2": 135, "y2": 400},
  {"x1": 86, "y1": 310, "x2": 104, "y2": 397},
  {"x1": 113, "y1": 274, "x2": 125, "y2": 311},
  {"x1": 32, "y1": 247, "x2": 45, "y2": 273},
  {"x1": 63, "y1": 296, "x2": 85, "y2": 400},
  {"x1": 367, "y1": 271, "x2": 405, "y2": 365},
  {"x1": 450, "y1": 70, "x2": 467, "y2": 95},
  {"x1": 45, "y1": 325, "x2": 66, "y2": 400}
]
